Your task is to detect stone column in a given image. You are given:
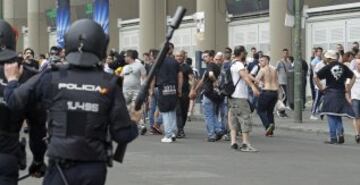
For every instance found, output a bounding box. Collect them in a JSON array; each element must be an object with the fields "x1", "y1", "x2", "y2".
[
  {"x1": 4, "y1": 0, "x2": 27, "y2": 52},
  {"x1": 3, "y1": 0, "x2": 15, "y2": 24},
  {"x1": 270, "y1": 0, "x2": 292, "y2": 63},
  {"x1": 139, "y1": 0, "x2": 166, "y2": 55},
  {"x1": 196, "y1": 0, "x2": 228, "y2": 51},
  {"x1": 27, "y1": 0, "x2": 40, "y2": 54},
  {"x1": 109, "y1": 0, "x2": 121, "y2": 51},
  {"x1": 0, "y1": 0, "x2": 4, "y2": 19}
]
